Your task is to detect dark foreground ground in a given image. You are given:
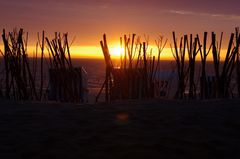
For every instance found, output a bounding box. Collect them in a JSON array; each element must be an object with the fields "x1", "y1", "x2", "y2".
[{"x1": 0, "y1": 99, "x2": 240, "y2": 159}]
